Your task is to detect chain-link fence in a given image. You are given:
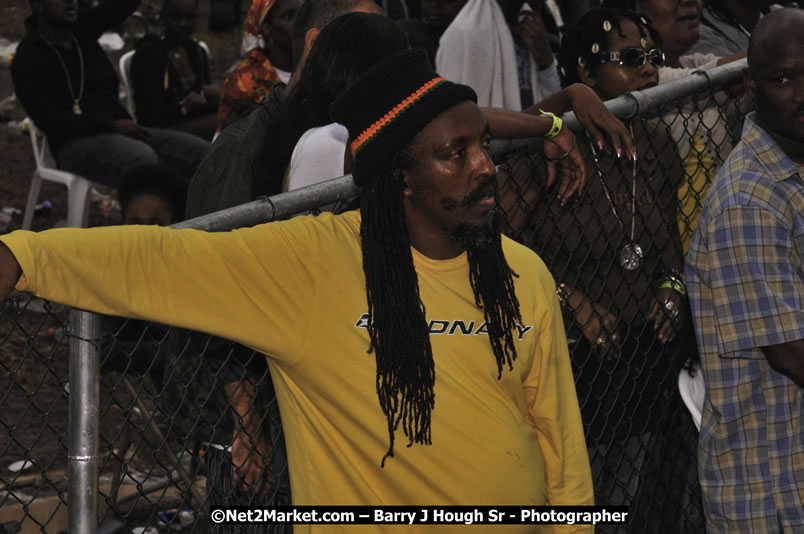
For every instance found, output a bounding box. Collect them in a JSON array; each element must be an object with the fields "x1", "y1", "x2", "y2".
[{"x1": 0, "y1": 58, "x2": 749, "y2": 533}]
